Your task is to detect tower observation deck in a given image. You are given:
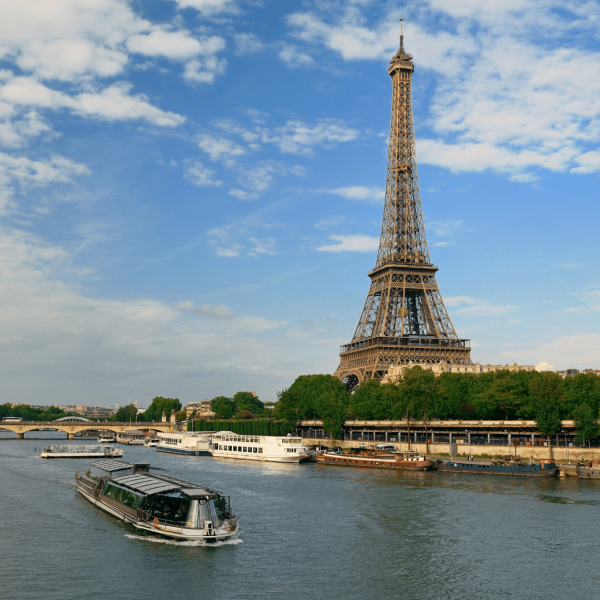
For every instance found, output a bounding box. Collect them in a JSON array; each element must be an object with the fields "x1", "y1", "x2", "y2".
[{"x1": 333, "y1": 23, "x2": 472, "y2": 392}]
